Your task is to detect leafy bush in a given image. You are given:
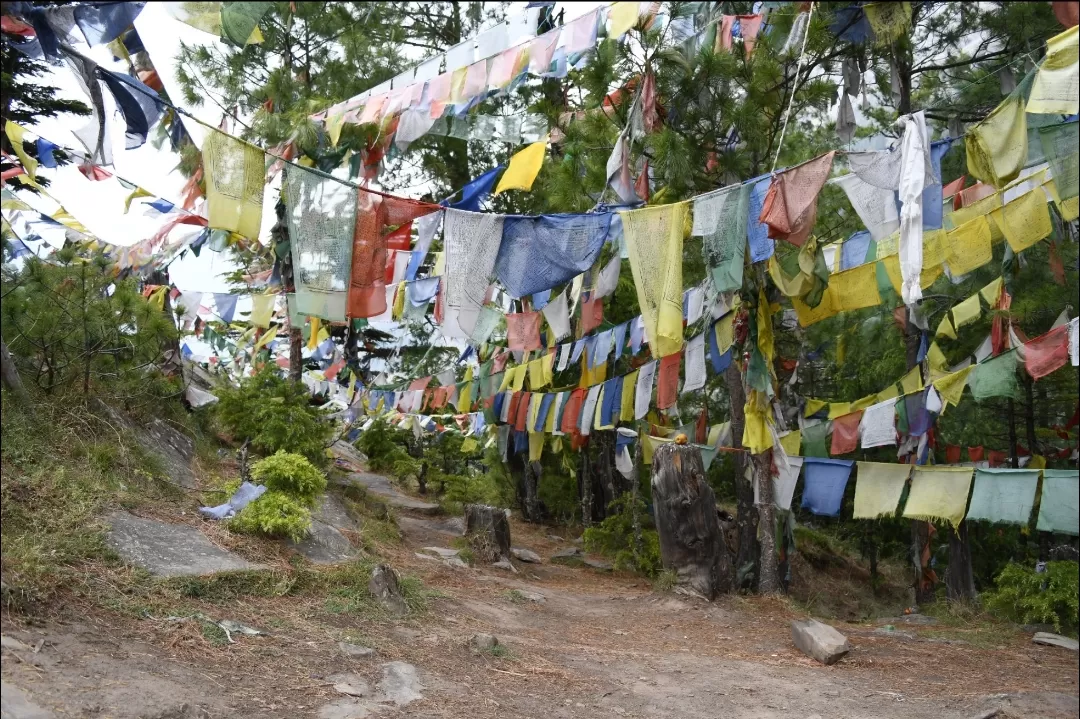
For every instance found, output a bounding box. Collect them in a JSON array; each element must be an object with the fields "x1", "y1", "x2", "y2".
[
  {"x1": 215, "y1": 367, "x2": 331, "y2": 465},
  {"x1": 356, "y1": 418, "x2": 413, "y2": 473},
  {"x1": 982, "y1": 561, "x2": 1079, "y2": 635},
  {"x1": 583, "y1": 495, "x2": 663, "y2": 577},
  {"x1": 229, "y1": 491, "x2": 312, "y2": 542},
  {"x1": 251, "y1": 451, "x2": 326, "y2": 506}
]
